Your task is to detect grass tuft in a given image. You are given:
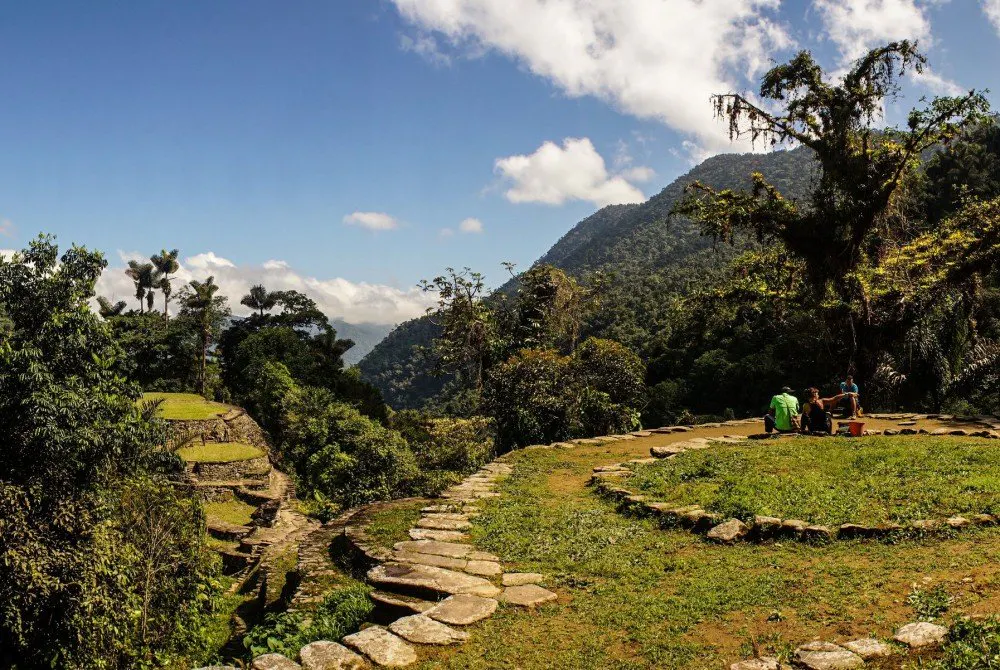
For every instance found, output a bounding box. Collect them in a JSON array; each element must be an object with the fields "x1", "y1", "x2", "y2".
[{"x1": 176, "y1": 442, "x2": 264, "y2": 463}]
